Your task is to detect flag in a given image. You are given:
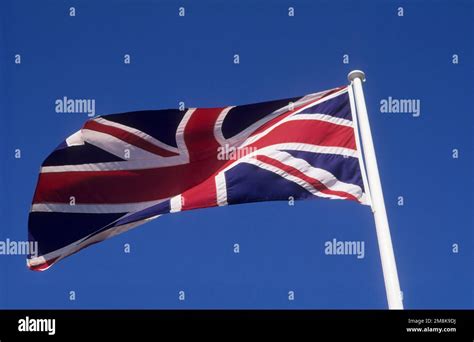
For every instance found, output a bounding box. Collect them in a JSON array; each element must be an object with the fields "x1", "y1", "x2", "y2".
[{"x1": 28, "y1": 85, "x2": 370, "y2": 270}]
